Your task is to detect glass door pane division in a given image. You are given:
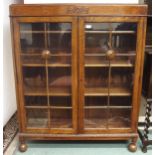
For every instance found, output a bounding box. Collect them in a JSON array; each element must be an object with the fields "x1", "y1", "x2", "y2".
[
  {"x1": 19, "y1": 22, "x2": 51, "y2": 129},
  {"x1": 81, "y1": 18, "x2": 138, "y2": 131},
  {"x1": 106, "y1": 22, "x2": 137, "y2": 129},
  {"x1": 84, "y1": 22, "x2": 110, "y2": 129},
  {"x1": 46, "y1": 22, "x2": 73, "y2": 129},
  {"x1": 19, "y1": 18, "x2": 75, "y2": 131}
]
